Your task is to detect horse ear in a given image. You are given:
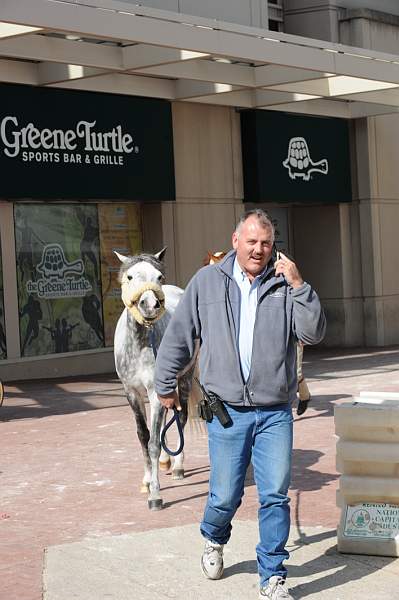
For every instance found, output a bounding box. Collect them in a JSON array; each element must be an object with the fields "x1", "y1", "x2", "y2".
[
  {"x1": 154, "y1": 247, "x2": 167, "y2": 262},
  {"x1": 114, "y1": 251, "x2": 130, "y2": 264}
]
